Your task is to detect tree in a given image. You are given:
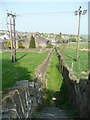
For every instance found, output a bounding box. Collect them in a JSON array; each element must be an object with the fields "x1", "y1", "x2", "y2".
[
  {"x1": 6, "y1": 40, "x2": 11, "y2": 49},
  {"x1": 55, "y1": 35, "x2": 59, "y2": 41},
  {"x1": 18, "y1": 35, "x2": 21, "y2": 39},
  {"x1": 59, "y1": 32, "x2": 62, "y2": 41},
  {"x1": 29, "y1": 35, "x2": 36, "y2": 48},
  {"x1": 69, "y1": 37, "x2": 76, "y2": 42},
  {"x1": 55, "y1": 32, "x2": 62, "y2": 41}
]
